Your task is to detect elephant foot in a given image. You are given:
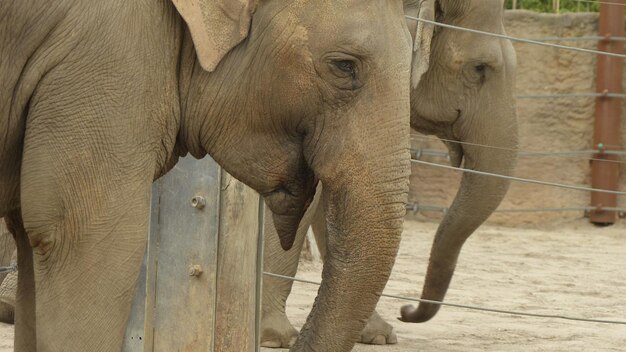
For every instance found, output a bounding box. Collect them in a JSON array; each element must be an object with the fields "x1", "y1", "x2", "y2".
[
  {"x1": 260, "y1": 311, "x2": 298, "y2": 348},
  {"x1": 358, "y1": 311, "x2": 397, "y2": 345}
]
